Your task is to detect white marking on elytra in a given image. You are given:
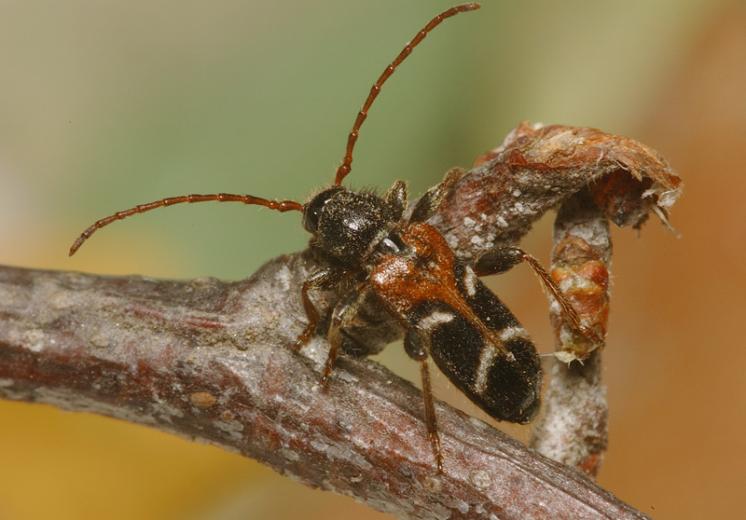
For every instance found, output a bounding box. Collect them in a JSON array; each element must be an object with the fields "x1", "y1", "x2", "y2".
[
  {"x1": 474, "y1": 344, "x2": 499, "y2": 394},
  {"x1": 499, "y1": 326, "x2": 529, "y2": 342},
  {"x1": 463, "y1": 266, "x2": 478, "y2": 297},
  {"x1": 418, "y1": 311, "x2": 455, "y2": 332},
  {"x1": 475, "y1": 328, "x2": 525, "y2": 394}
]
